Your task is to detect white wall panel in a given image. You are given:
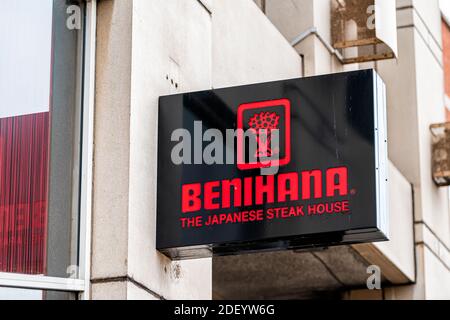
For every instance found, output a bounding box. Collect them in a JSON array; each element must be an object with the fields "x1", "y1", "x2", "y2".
[{"x1": 0, "y1": 0, "x2": 53, "y2": 118}]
